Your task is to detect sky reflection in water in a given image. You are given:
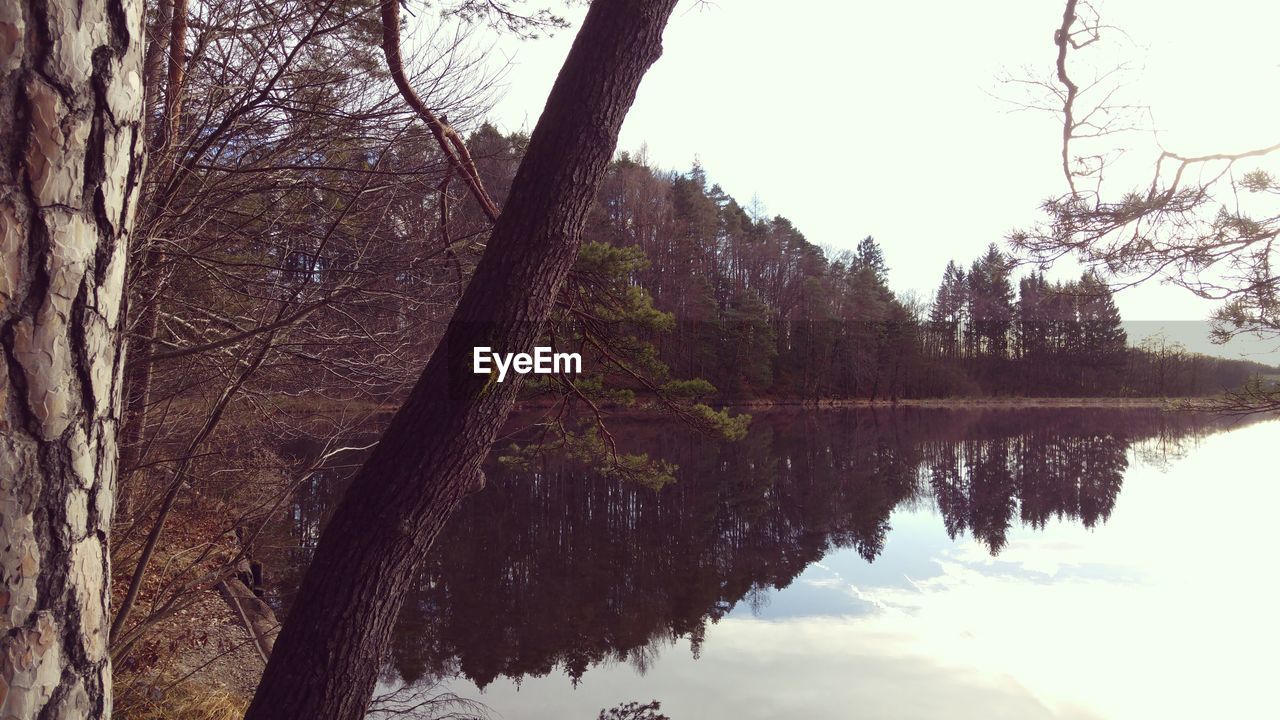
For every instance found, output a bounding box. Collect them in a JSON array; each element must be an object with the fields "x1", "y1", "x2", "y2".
[{"x1": 382, "y1": 412, "x2": 1279, "y2": 719}]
